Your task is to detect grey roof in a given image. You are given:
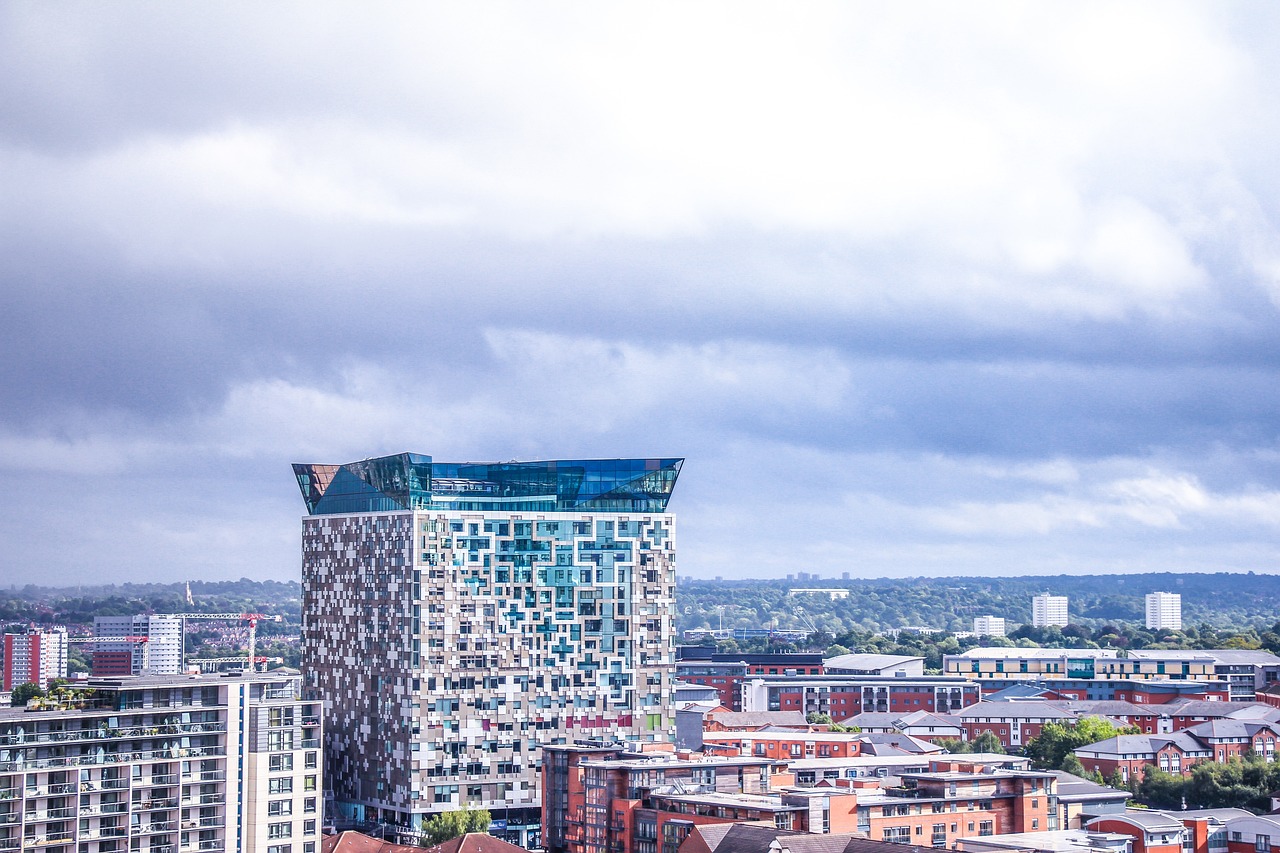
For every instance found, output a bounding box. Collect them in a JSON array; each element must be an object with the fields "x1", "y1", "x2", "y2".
[
  {"x1": 1129, "y1": 649, "x2": 1280, "y2": 666},
  {"x1": 1163, "y1": 700, "x2": 1267, "y2": 718},
  {"x1": 983, "y1": 683, "x2": 1057, "y2": 702},
  {"x1": 844, "y1": 712, "x2": 901, "y2": 729},
  {"x1": 689, "y1": 822, "x2": 800, "y2": 853},
  {"x1": 1184, "y1": 719, "x2": 1276, "y2": 738},
  {"x1": 956, "y1": 701, "x2": 1078, "y2": 720},
  {"x1": 1049, "y1": 700, "x2": 1153, "y2": 717},
  {"x1": 856, "y1": 733, "x2": 942, "y2": 754},
  {"x1": 1048, "y1": 771, "x2": 1130, "y2": 803},
  {"x1": 823, "y1": 653, "x2": 924, "y2": 672},
  {"x1": 896, "y1": 710, "x2": 964, "y2": 727},
  {"x1": 776, "y1": 836, "x2": 929, "y2": 853},
  {"x1": 1075, "y1": 732, "x2": 1209, "y2": 758},
  {"x1": 1176, "y1": 808, "x2": 1255, "y2": 823},
  {"x1": 954, "y1": 647, "x2": 1119, "y2": 660},
  {"x1": 1087, "y1": 810, "x2": 1183, "y2": 832}
]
